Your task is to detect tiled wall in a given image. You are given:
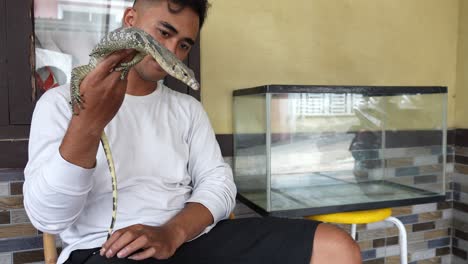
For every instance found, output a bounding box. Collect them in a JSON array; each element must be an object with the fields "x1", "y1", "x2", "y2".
[
  {"x1": 353, "y1": 143, "x2": 454, "y2": 263},
  {"x1": 452, "y1": 129, "x2": 468, "y2": 263},
  {"x1": 0, "y1": 169, "x2": 45, "y2": 264},
  {"x1": 357, "y1": 202, "x2": 452, "y2": 263}
]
